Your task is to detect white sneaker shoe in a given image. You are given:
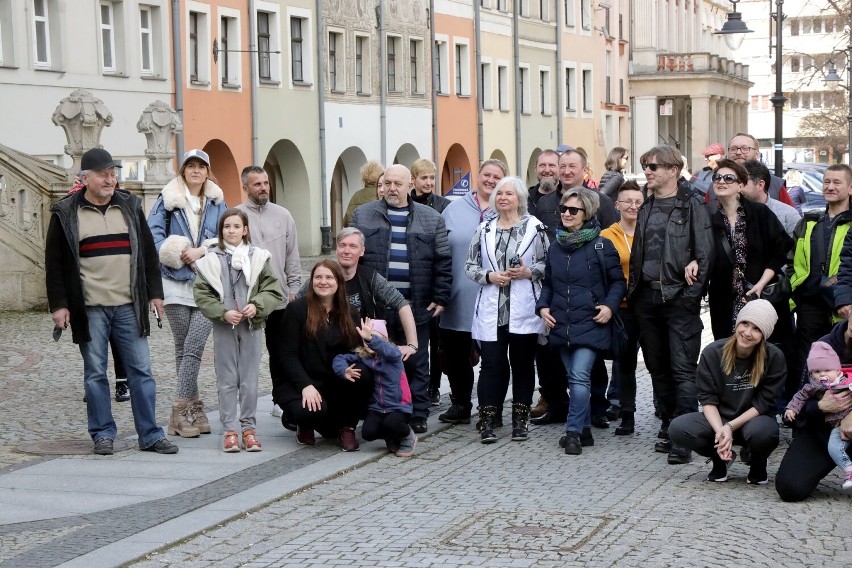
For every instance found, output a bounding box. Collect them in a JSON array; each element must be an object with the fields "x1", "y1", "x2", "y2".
[{"x1": 271, "y1": 404, "x2": 283, "y2": 418}]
